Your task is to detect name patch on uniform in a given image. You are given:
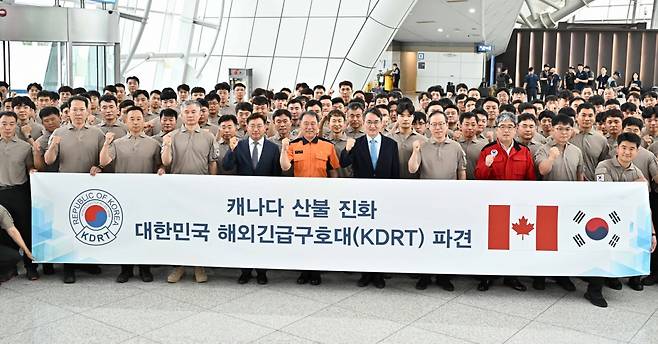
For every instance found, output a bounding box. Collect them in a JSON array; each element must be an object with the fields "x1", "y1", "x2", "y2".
[{"x1": 294, "y1": 150, "x2": 304, "y2": 154}]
